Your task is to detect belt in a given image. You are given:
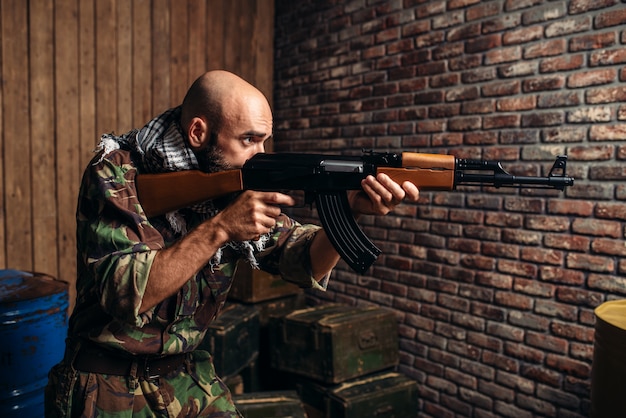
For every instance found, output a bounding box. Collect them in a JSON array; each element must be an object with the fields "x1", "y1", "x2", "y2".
[{"x1": 73, "y1": 344, "x2": 189, "y2": 379}]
